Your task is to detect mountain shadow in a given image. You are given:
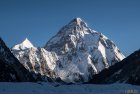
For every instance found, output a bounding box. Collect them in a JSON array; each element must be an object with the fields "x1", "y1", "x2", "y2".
[{"x1": 89, "y1": 49, "x2": 140, "y2": 85}]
